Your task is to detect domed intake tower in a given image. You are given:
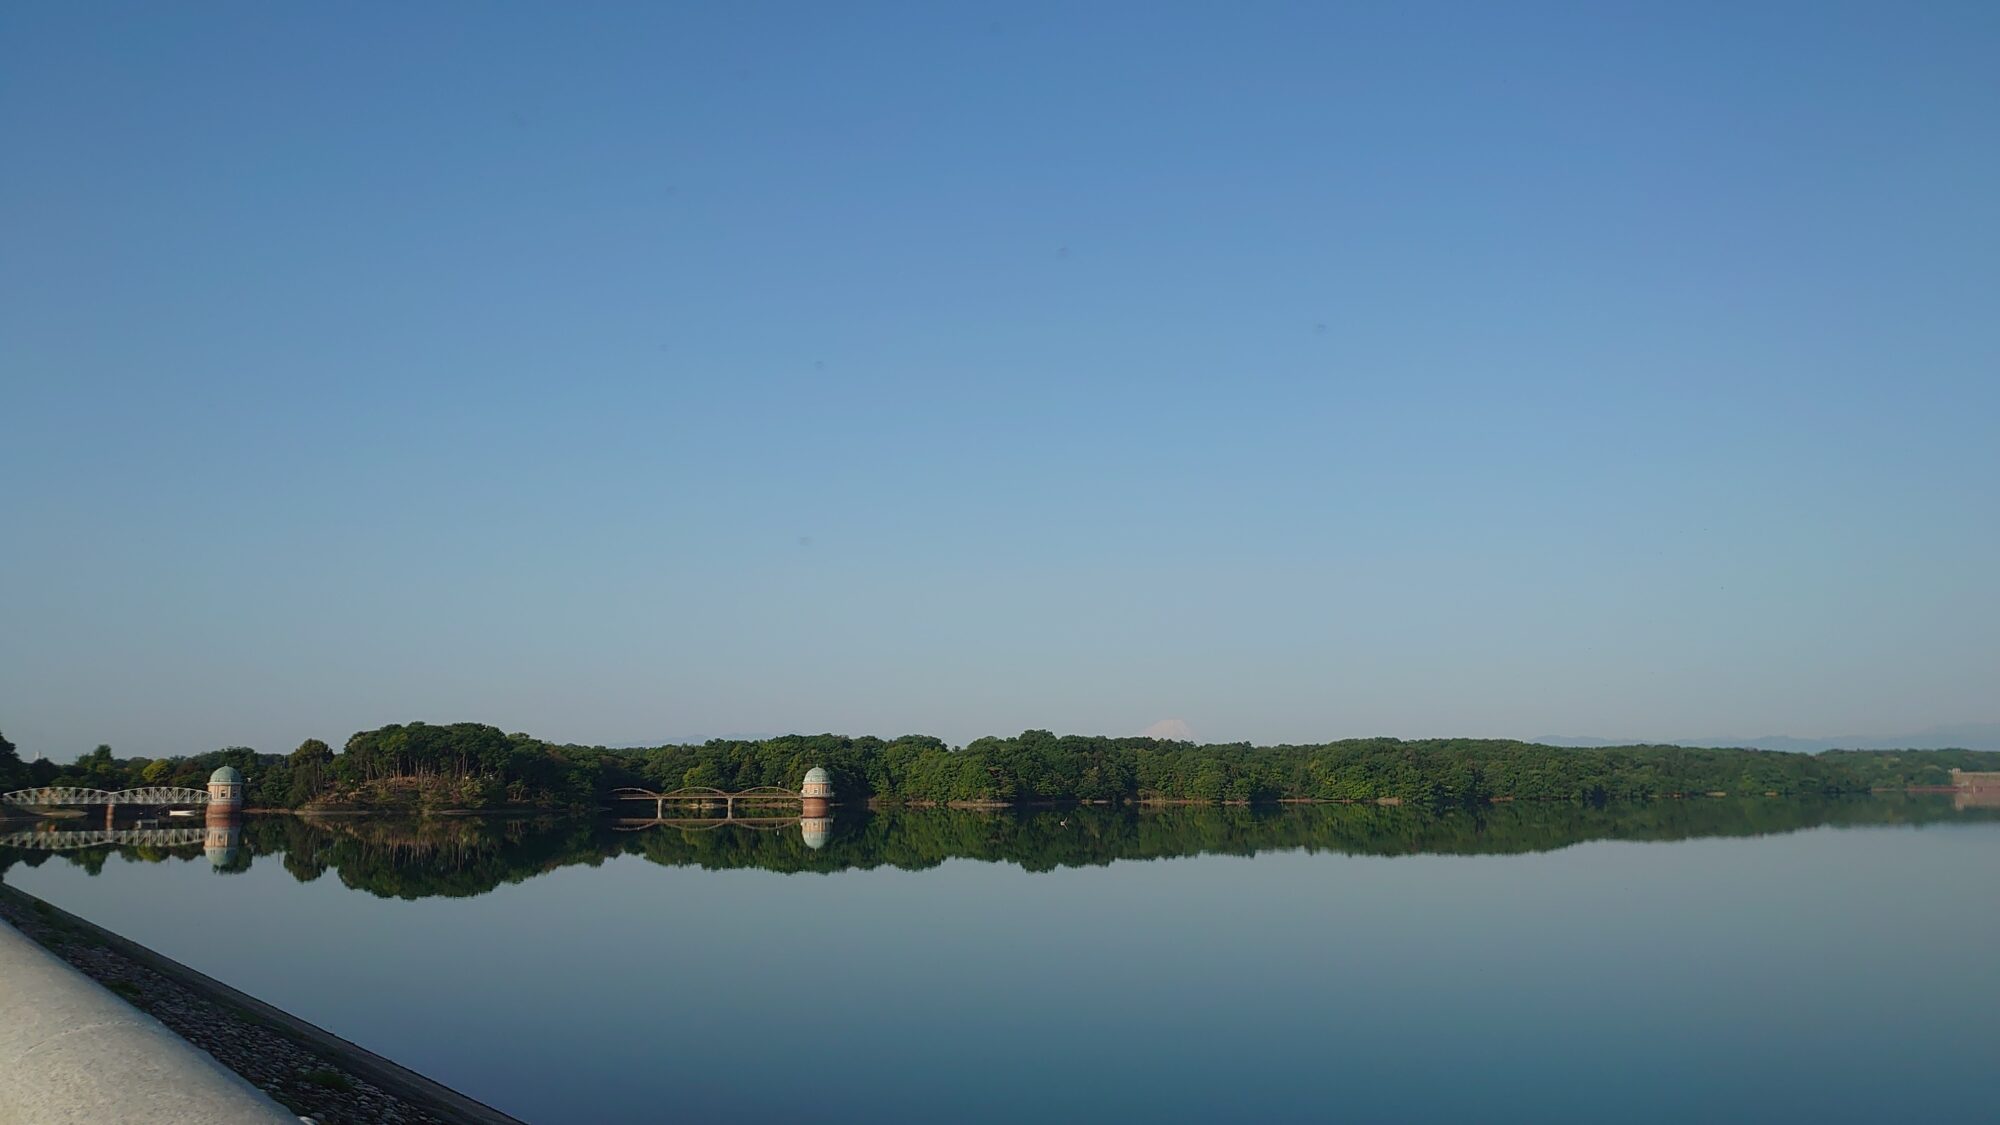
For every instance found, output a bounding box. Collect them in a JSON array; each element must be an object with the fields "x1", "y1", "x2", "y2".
[
  {"x1": 800, "y1": 766, "x2": 833, "y2": 800},
  {"x1": 207, "y1": 765, "x2": 245, "y2": 810}
]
